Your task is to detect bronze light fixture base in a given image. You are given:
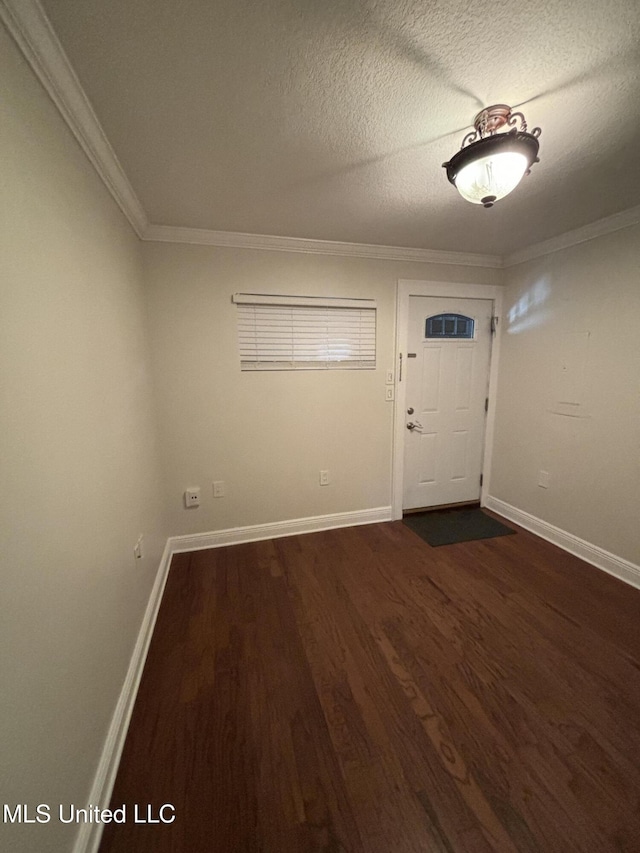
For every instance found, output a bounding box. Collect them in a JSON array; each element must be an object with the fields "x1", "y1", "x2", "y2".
[{"x1": 473, "y1": 104, "x2": 513, "y2": 135}]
